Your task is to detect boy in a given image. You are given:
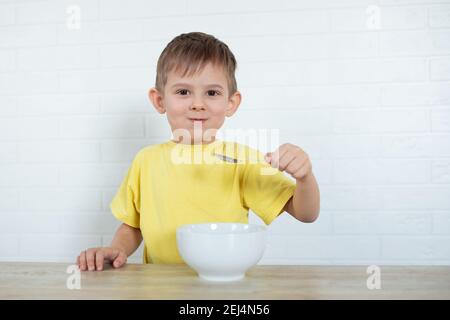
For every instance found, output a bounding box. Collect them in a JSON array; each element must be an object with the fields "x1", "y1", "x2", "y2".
[{"x1": 76, "y1": 32, "x2": 320, "y2": 271}]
